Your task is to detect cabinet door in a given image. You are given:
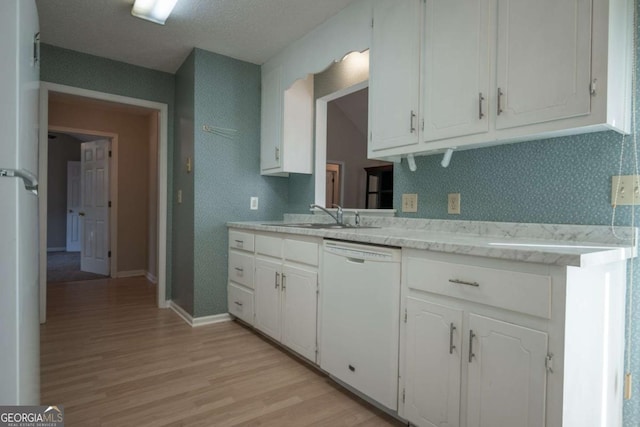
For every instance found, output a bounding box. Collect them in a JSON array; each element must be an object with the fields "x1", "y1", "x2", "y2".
[
  {"x1": 369, "y1": 0, "x2": 421, "y2": 154},
  {"x1": 495, "y1": 0, "x2": 592, "y2": 130},
  {"x1": 422, "y1": 0, "x2": 491, "y2": 142},
  {"x1": 282, "y1": 264, "x2": 318, "y2": 362},
  {"x1": 466, "y1": 314, "x2": 548, "y2": 427},
  {"x1": 260, "y1": 65, "x2": 283, "y2": 173},
  {"x1": 254, "y1": 258, "x2": 282, "y2": 341},
  {"x1": 403, "y1": 298, "x2": 462, "y2": 427}
]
